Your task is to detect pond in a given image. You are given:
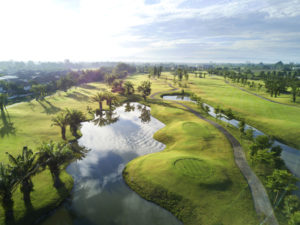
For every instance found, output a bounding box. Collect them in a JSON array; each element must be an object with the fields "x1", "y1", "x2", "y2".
[
  {"x1": 40, "y1": 103, "x2": 182, "y2": 225},
  {"x1": 162, "y1": 95, "x2": 300, "y2": 196}
]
